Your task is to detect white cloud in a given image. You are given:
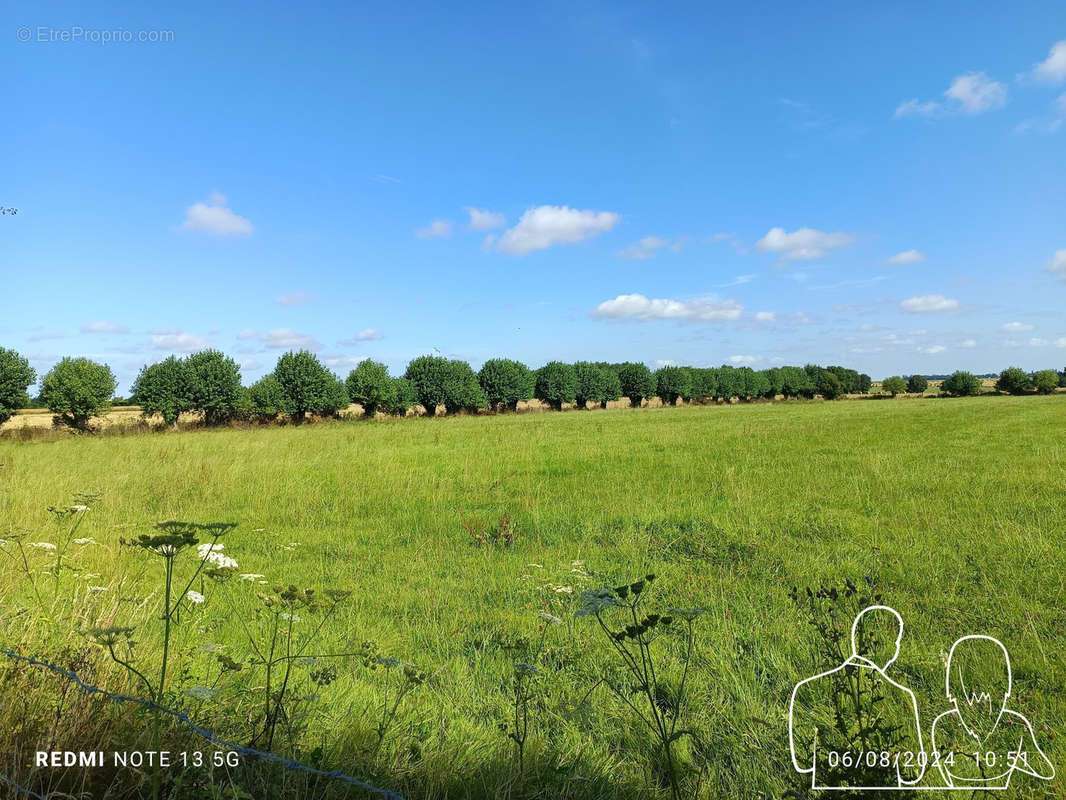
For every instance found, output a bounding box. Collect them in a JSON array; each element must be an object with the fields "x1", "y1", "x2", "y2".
[
  {"x1": 884, "y1": 249, "x2": 925, "y2": 265},
  {"x1": 896, "y1": 72, "x2": 1007, "y2": 118},
  {"x1": 150, "y1": 332, "x2": 211, "y2": 352},
  {"x1": 464, "y1": 208, "x2": 506, "y2": 231},
  {"x1": 754, "y1": 227, "x2": 853, "y2": 261},
  {"x1": 321, "y1": 355, "x2": 364, "y2": 369},
  {"x1": 179, "y1": 192, "x2": 253, "y2": 236},
  {"x1": 1048, "y1": 249, "x2": 1066, "y2": 278},
  {"x1": 1029, "y1": 337, "x2": 1049, "y2": 347},
  {"x1": 481, "y1": 234, "x2": 497, "y2": 252},
  {"x1": 728, "y1": 355, "x2": 760, "y2": 365},
  {"x1": 1032, "y1": 40, "x2": 1066, "y2": 83},
  {"x1": 240, "y1": 358, "x2": 262, "y2": 371},
  {"x1": 262, "y1": 328, "x2": 319, "y2": 349},
  {"x1": 415, "y1": 219, "x2": 452, "y2": 239},
  {"x1": 919, "y1": 345, "x2": 947, "y2": 354},
  {"x1": 900, "y1": 294, "x2": 959, "y2": 313},
  {"x1": 944, "y1": 72, "x2": 1007, "y2": 114},
  {"x1": 81, "y1": 321, "x2": 129, "y2": 334},
  {"x1": 277, "y1": 291, "x2": 312, "y2": 306},
  {"x1": 497, "y1": 205, "x2": 620, "y2": 256},
  {"x1": 753, "y1": 311, "x2": 777, "y2": 322},
  {"x1": 960, "y1": 338, "x2": 977, "y2": 348},
  {"x1": 617, "y1": 236, "x2": 669, "y2": 260},
  {"x1": 590, "y1": 293, "x2": 743, "y2": 322},
  {"x1": 894, "y1": 99, "x2": 941, "y2": 118},
  {"x1": 338, "y1": 328, "x2": 382, "y2": 345},
  {"x1": 1002, "y1": 321, "x2": 1034, "y2": 332}
]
